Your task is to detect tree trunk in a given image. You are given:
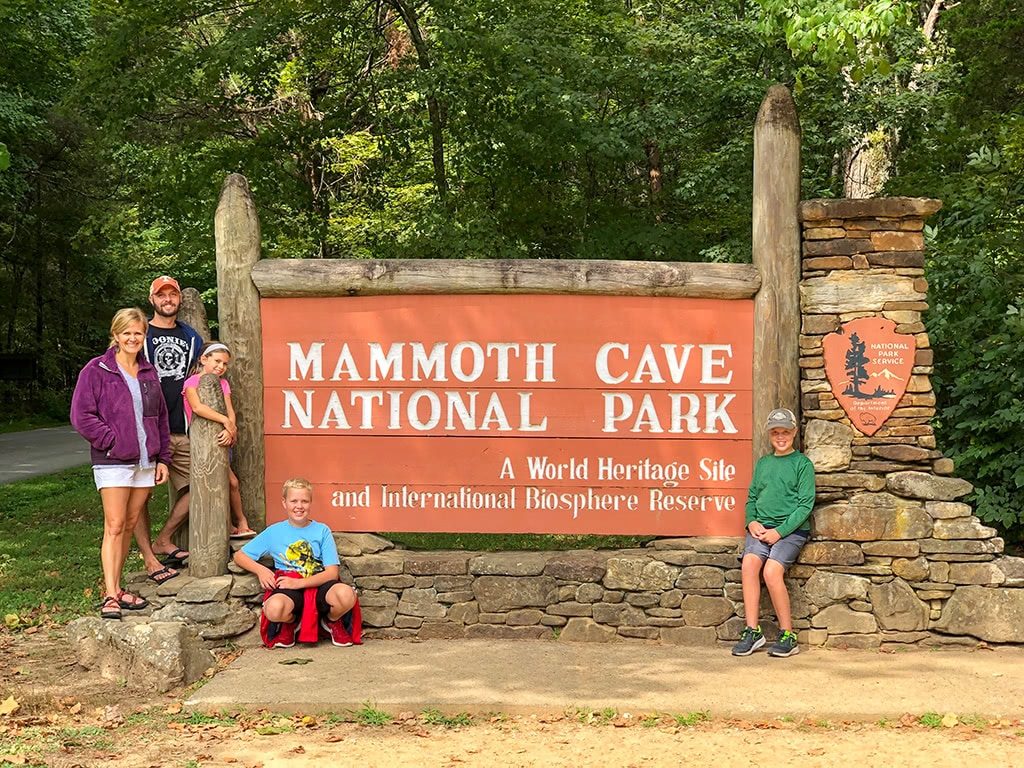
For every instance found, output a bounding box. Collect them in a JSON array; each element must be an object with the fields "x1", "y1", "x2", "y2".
[
  {"x1": 752, "y1": 84, "x2": 802, "y2": 459},
  {"x1": 215, "y1": 173, "x2": 266, "y2": 530},
  {"x1": 188, "y1": 374, "x2": 230, "y2": 578}
]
